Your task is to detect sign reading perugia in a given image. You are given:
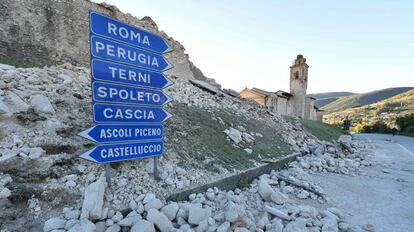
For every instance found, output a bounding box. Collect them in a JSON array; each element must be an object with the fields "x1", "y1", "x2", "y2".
[{"x1": 78, "y1": 11, "x2": 173, "y2": 165}]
